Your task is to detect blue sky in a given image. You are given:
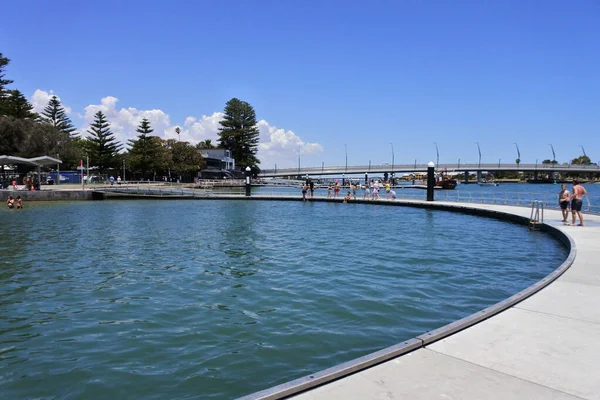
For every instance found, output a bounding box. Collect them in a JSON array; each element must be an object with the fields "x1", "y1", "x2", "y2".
[{"x1": 2, "y1": 0, "x2": 599, "y2": 169}]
